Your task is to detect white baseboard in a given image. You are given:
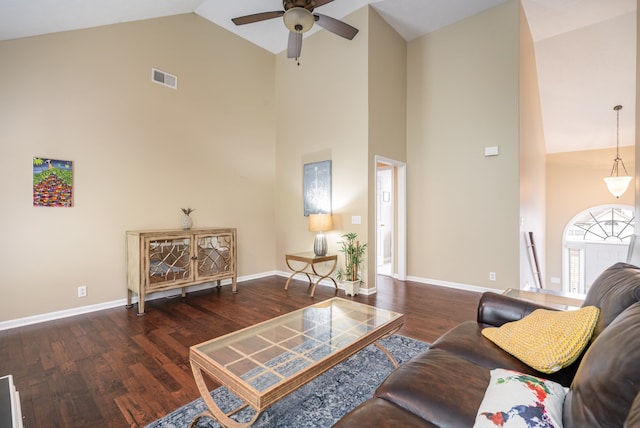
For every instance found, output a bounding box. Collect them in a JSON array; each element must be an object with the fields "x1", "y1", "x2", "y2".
[
  {"x1": 0, "y1": 273, "x2": 277, "y2": 332},
  {"x1": 0, "y1": 272, "x2": 494, "y2": 331},
  {"x1": 275, "y1": 271, "x2": 377, "y2": 295},
  {"x1": 406, "y1": 275, "x2": 495, "y2": 294},
  {"x1": 277, "y1": 271, "x2": 490, "y2": 296}
]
